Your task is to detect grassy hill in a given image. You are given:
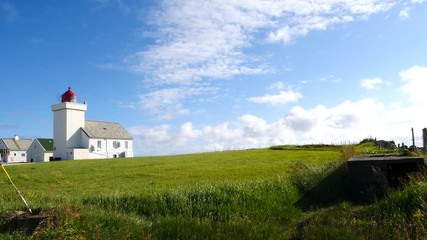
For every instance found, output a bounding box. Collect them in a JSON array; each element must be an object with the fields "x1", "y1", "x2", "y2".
[{"x1": 0, "y1": 144, "x2": 426, "y2": 239}]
